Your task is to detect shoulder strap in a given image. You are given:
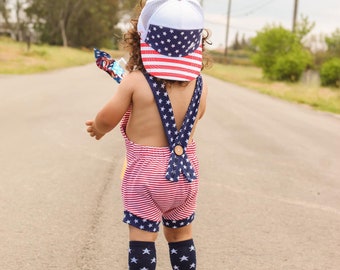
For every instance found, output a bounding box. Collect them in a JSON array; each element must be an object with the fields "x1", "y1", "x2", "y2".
[{"x1": 144, "y1": 73, "x2": 203, "y2": 182}]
